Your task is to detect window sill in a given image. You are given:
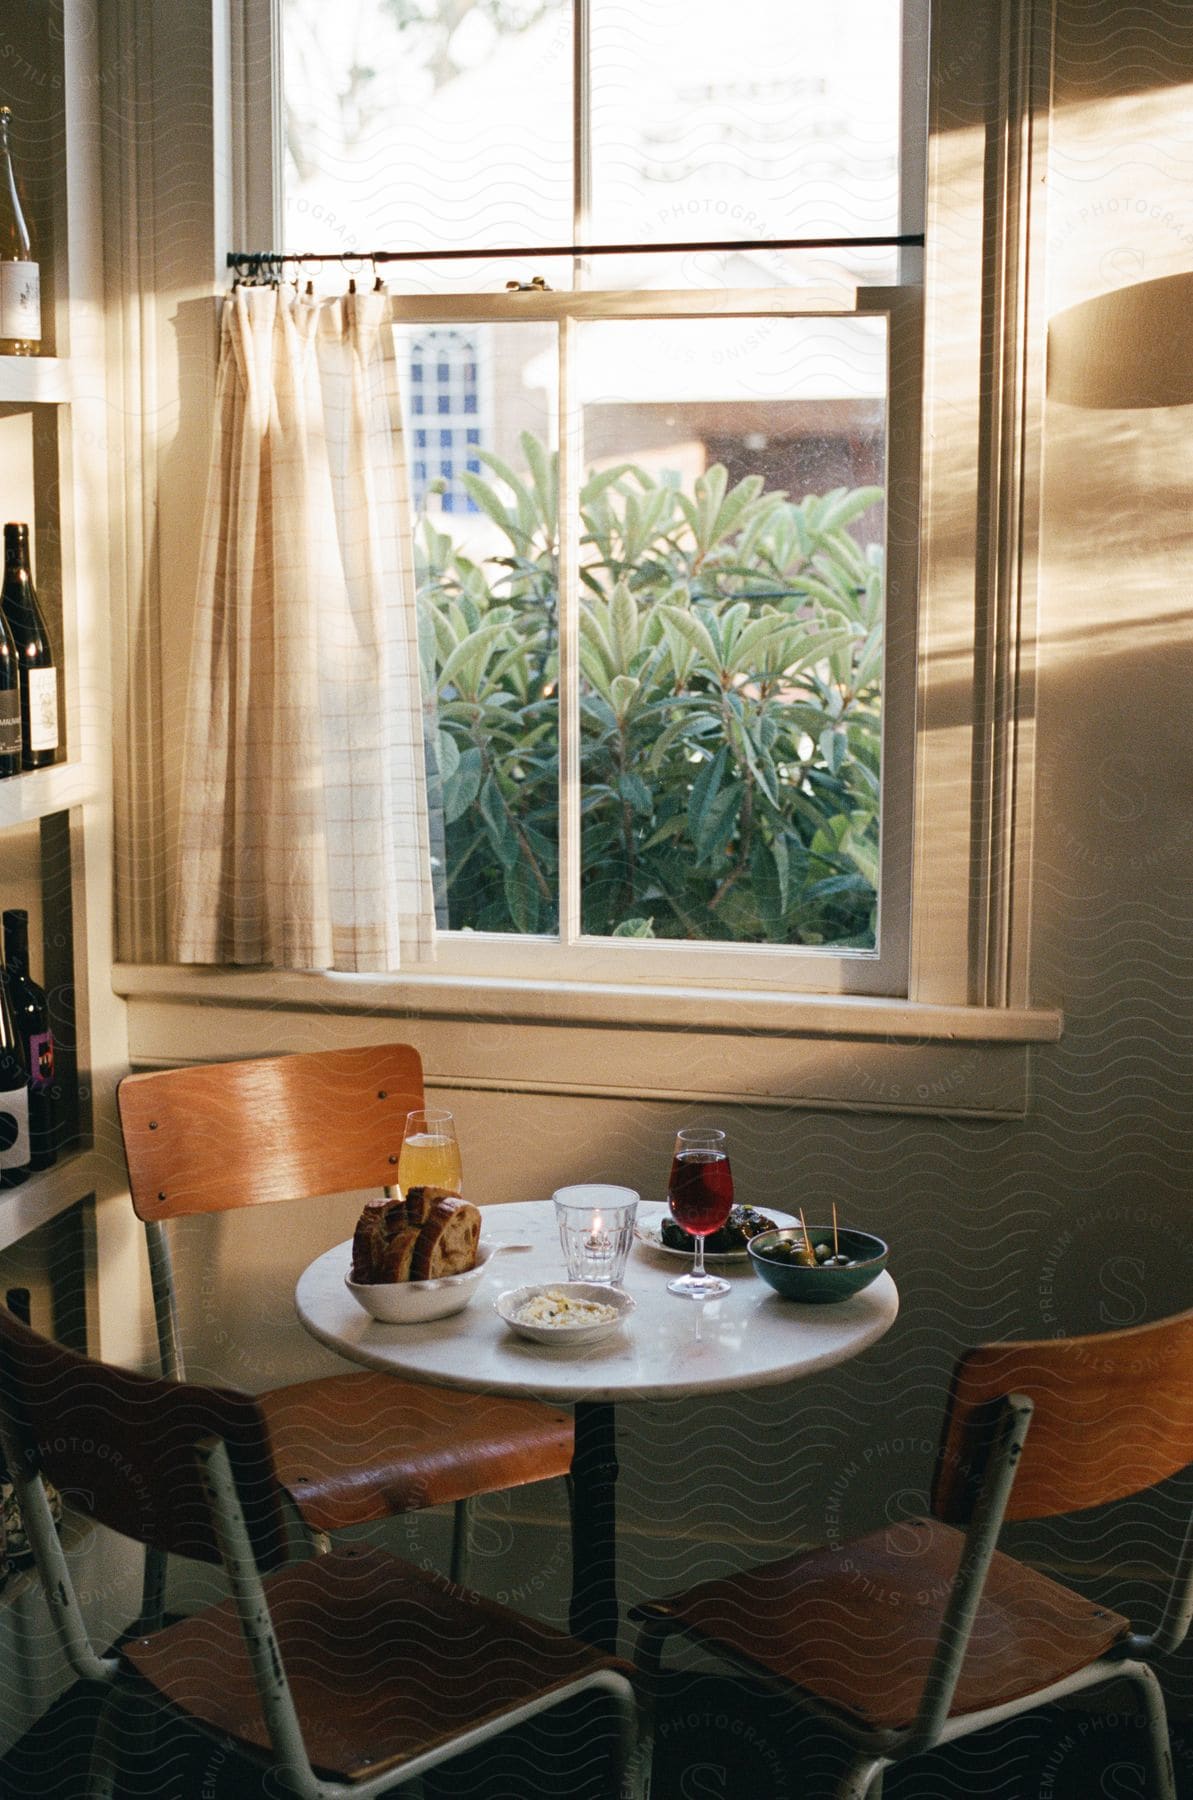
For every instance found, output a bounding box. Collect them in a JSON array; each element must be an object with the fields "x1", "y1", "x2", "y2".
[{"x1": 114, "y1": 964, "x2": 1061, "y2": 1119}]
